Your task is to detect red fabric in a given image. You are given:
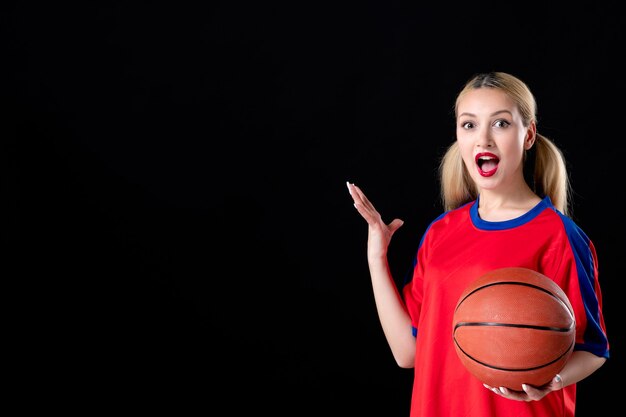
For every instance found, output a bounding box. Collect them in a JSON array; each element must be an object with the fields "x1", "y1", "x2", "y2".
[{"x1": 402, "y1": 197, "x2": 608, "y2": 417}]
